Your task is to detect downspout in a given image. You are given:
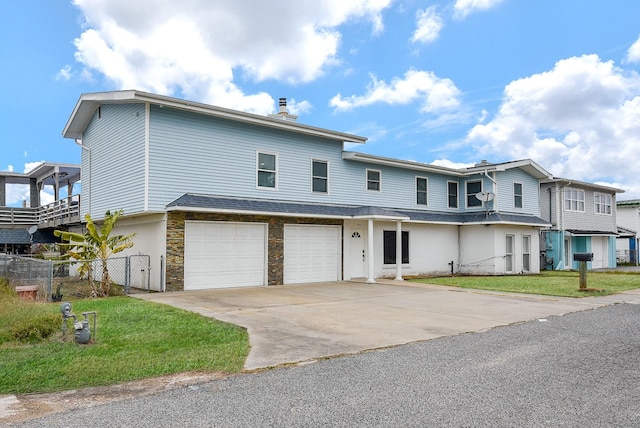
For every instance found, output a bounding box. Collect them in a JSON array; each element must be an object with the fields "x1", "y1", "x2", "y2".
[
  {"x1": 481, "y1": 169, "x2": 498, "y2": 212},
  {"x1": 457, "y1": 224, "x2": 461, "y2": 273},
  {"x1": 548, "y1": 187, "x2": 552, "y2": 224},
  {"x1": 74, "y1": 138, "x2": 90, "y2": 215}
]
